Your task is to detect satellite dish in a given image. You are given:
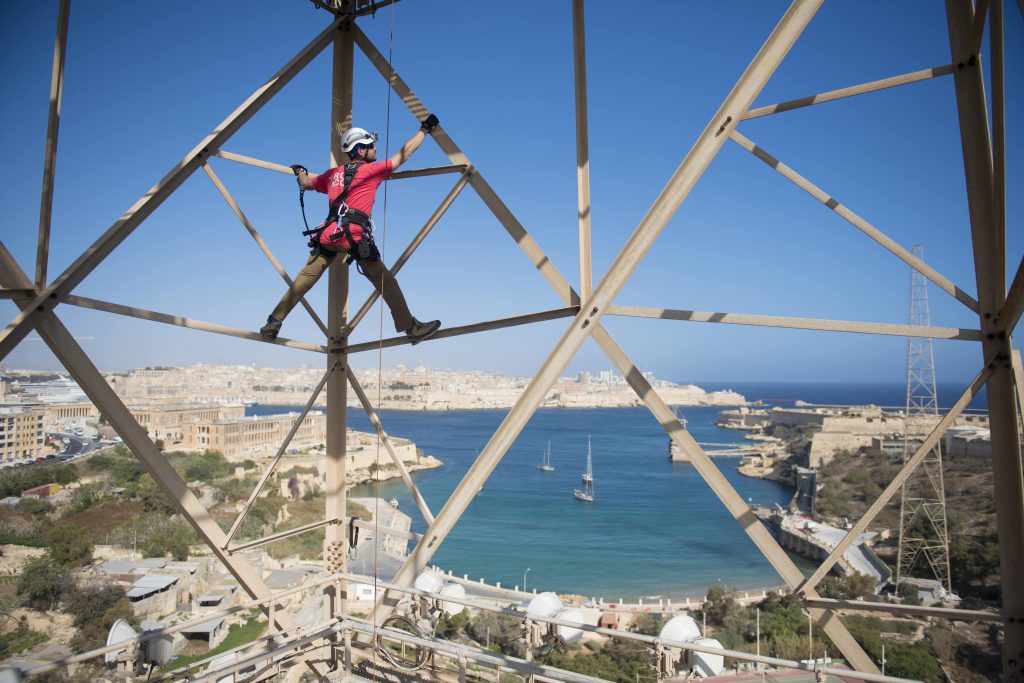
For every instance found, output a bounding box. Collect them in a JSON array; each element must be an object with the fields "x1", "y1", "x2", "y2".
[
  {"x1": 526, "y1": 592, "x2": 563, "y2": 619},
  {"x1": 105, "y1": 619, "x2": 139, "y2": 666},
  {"x1": 413, "y1": 570, "x2": 444, "y2": 595},
  {"x1": 438, "y1": 582, "x2": 466, "y2": 616},
  {"x1": 553, "y1": 608, "x2": 585, "y2": 646},
  {"x1": 659, "y1": 615, "x2": 702, "y2": 643}
]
